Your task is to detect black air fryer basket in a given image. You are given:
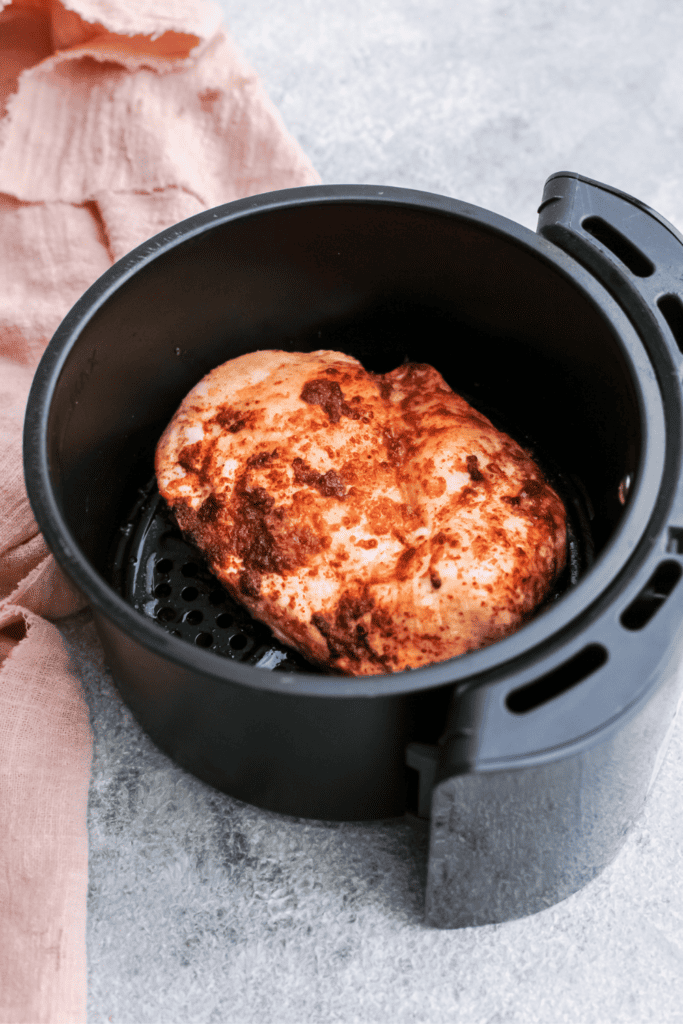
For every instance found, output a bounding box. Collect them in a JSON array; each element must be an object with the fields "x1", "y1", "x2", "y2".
[{"x1": 24, "y1": 173, "x2": 683, "y2": 928}]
